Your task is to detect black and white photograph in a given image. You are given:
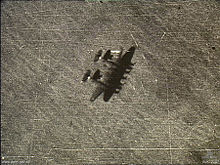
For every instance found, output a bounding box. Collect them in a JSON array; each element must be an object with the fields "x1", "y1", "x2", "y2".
[{"x1": 1, "y1": 0, "x2": 220, "y2": 164}]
